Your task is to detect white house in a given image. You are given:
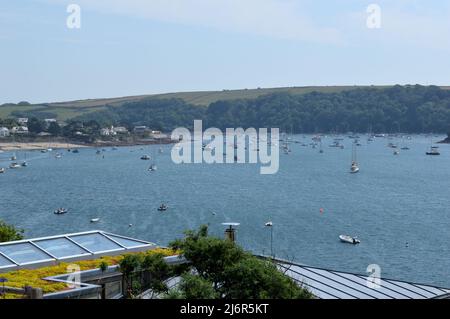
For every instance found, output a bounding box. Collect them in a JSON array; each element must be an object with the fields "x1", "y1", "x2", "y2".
[
  {"x1": 133, "y1": 126, "x2": 148, "y2": 134},
  {"x1": 11, "y1": 126, "x2": 29, "y2": 134},
  {"x1": 17, "y1": 118, "x2": 28, "y2": 125},
  {"x1": 100, "y1": 128, "x2": 112, "y2": 136},
  {"x1": 113, "y1": 126, "x2": 129, "y2": 134},
  {"x1": 0, "y1": 127, "x2": 10, "y2": 137},
  {"x1": 150, "y1": 131, "x2": 168, "y2": 139},
  {"x1": 43, "y1": 119, "x2": 57, "y2": 129},
  {"x1": 100, "y1": 126, "x2": 117, "y2": 136}
]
